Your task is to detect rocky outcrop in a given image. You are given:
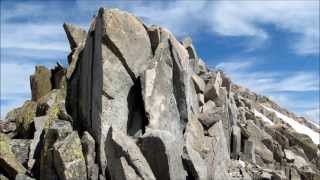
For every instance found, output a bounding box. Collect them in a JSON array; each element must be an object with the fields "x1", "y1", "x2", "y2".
[
  {"x1": 1, "y1": 6, "x2": 319, "y2": 180},
  {"x1": 0, "y1": 133, "x2": 26, "y2": 179}
]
